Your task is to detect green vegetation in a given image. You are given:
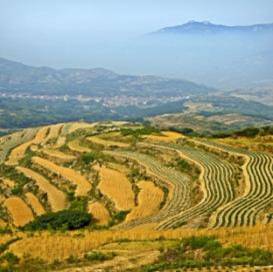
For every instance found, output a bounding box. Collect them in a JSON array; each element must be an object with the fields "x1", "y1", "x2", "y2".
[
  {"x1": 81, "y1": 151, "x2": 106, "y2": 164},
  {"x1": 176, "y1": 159, "x2": 191, "y2": 172},
  {"x1": 0, "y1": 164, "x2": 31, "y2": 196},
  {"x1": 212, "y1": 125, "x2": 273, "y2": 138},
  {"x1": 142, "y1": 236, "x2": 273, "y2": 271},
  {"x1": 84, "y1": 251, "x2": 116, "y2": 262},
  {"x1": 120, "y1": 126, "x2": 160, "y2": 138},
  {"x1": 0, "y1": 252, "x2": 20, "y2": 272},
  {"x1": 23, "y1": 210, "x2": 92, "y2": 231},
  {"x1": 0, "y1": 238, "x2": 20, "y2": 255},
  {"x1": 69, "y1": 197, "x2": 88, "y2": 212},
  {"x1": 109, "y1": 211, "x2": 130, "y2": 226}
]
